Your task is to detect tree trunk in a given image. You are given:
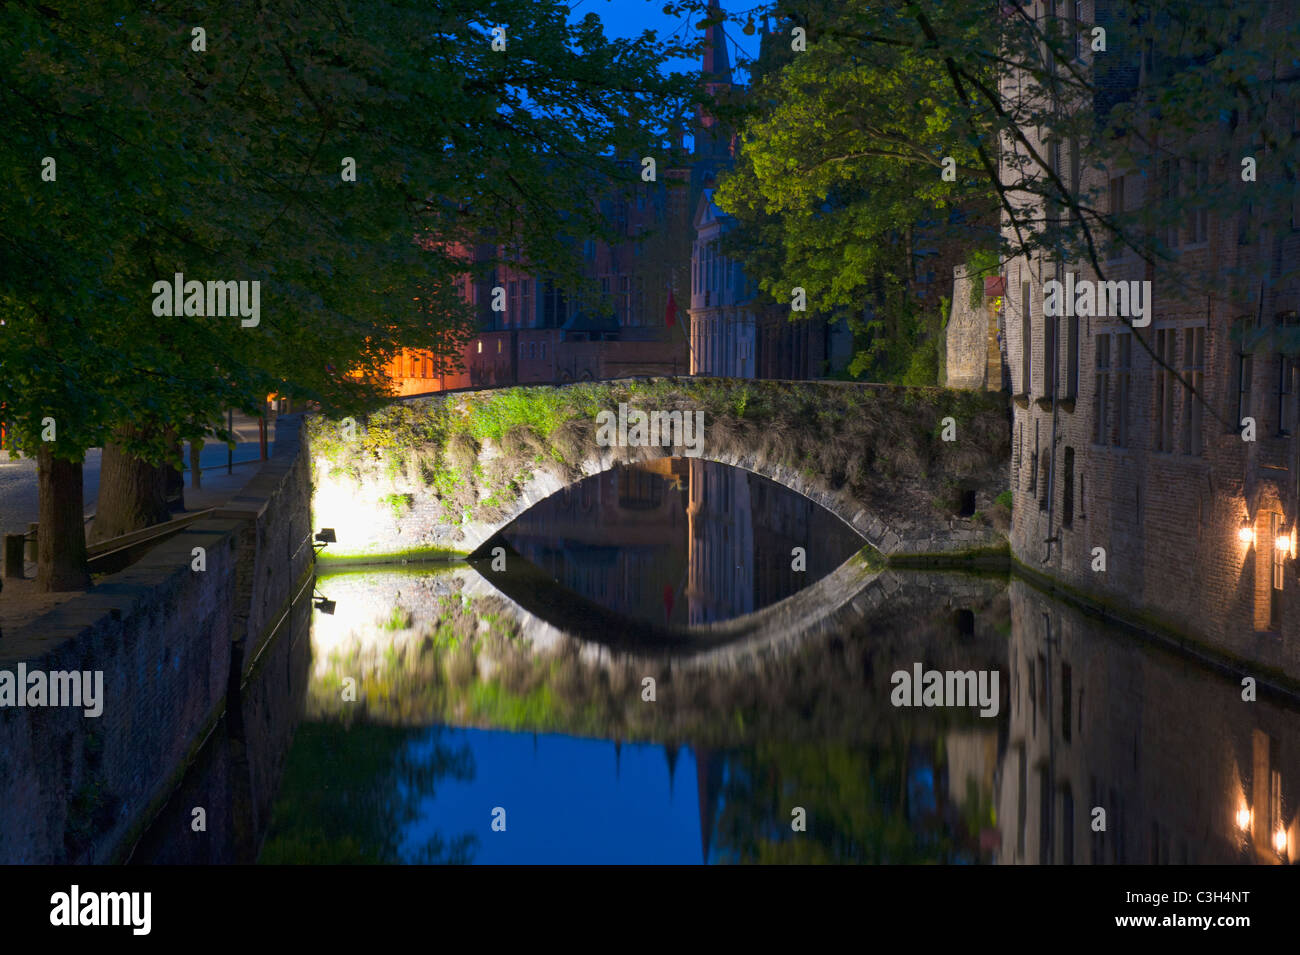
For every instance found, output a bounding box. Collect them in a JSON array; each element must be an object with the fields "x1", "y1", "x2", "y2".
[
  {"x1": 89, "y1": 427, "x2": 173, "y2": 545},
  {"x1": 165, "y1": 437, "x2": 185, "y2": 513},
  {"x1": 36, "y1": 445, "x2": 91, "y2": 592},
  {"x1": 189, "y1": 437, "x2": 203, "y2": 490}
]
